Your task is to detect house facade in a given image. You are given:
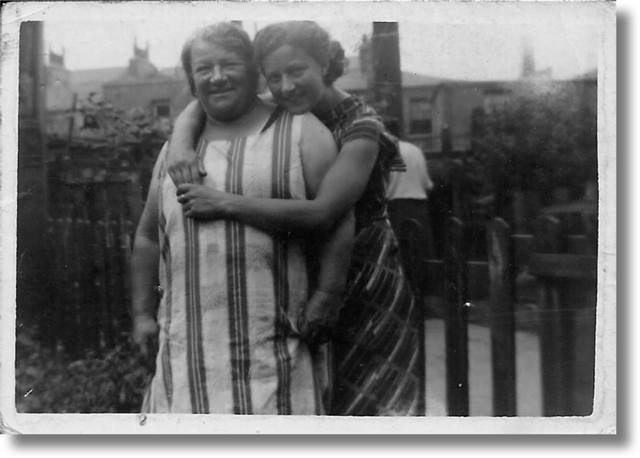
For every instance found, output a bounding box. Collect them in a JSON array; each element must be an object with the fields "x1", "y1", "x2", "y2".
[
  {"x1": 44, "y1": 43, "x2": 193, "y2": 144},
  {"x1": 44, "y1": 37, "x2": 597, "y2": 160}
]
